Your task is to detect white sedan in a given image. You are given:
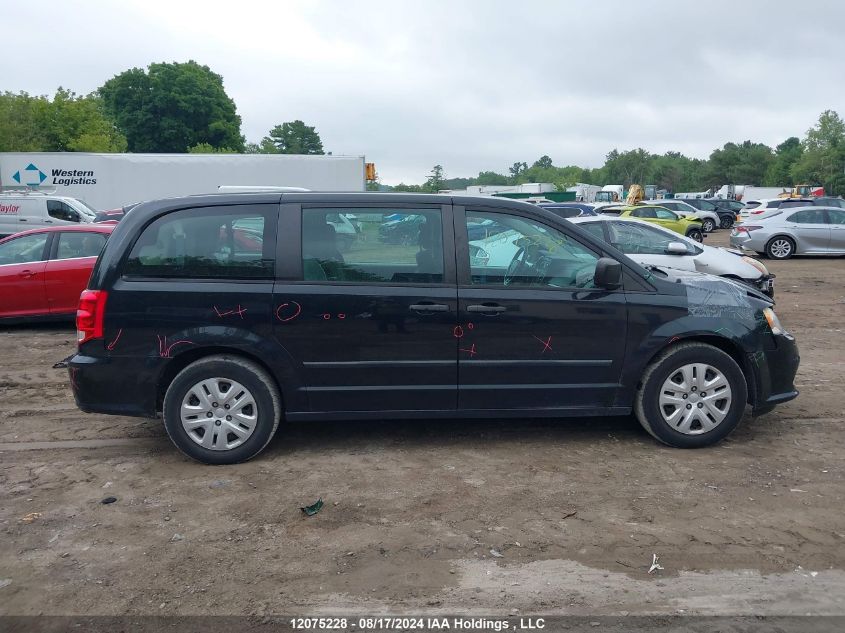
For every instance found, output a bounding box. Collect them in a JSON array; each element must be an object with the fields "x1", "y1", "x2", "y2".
[{"x1": 569, "y1": 216, "x2": 774, "y2": 297}]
